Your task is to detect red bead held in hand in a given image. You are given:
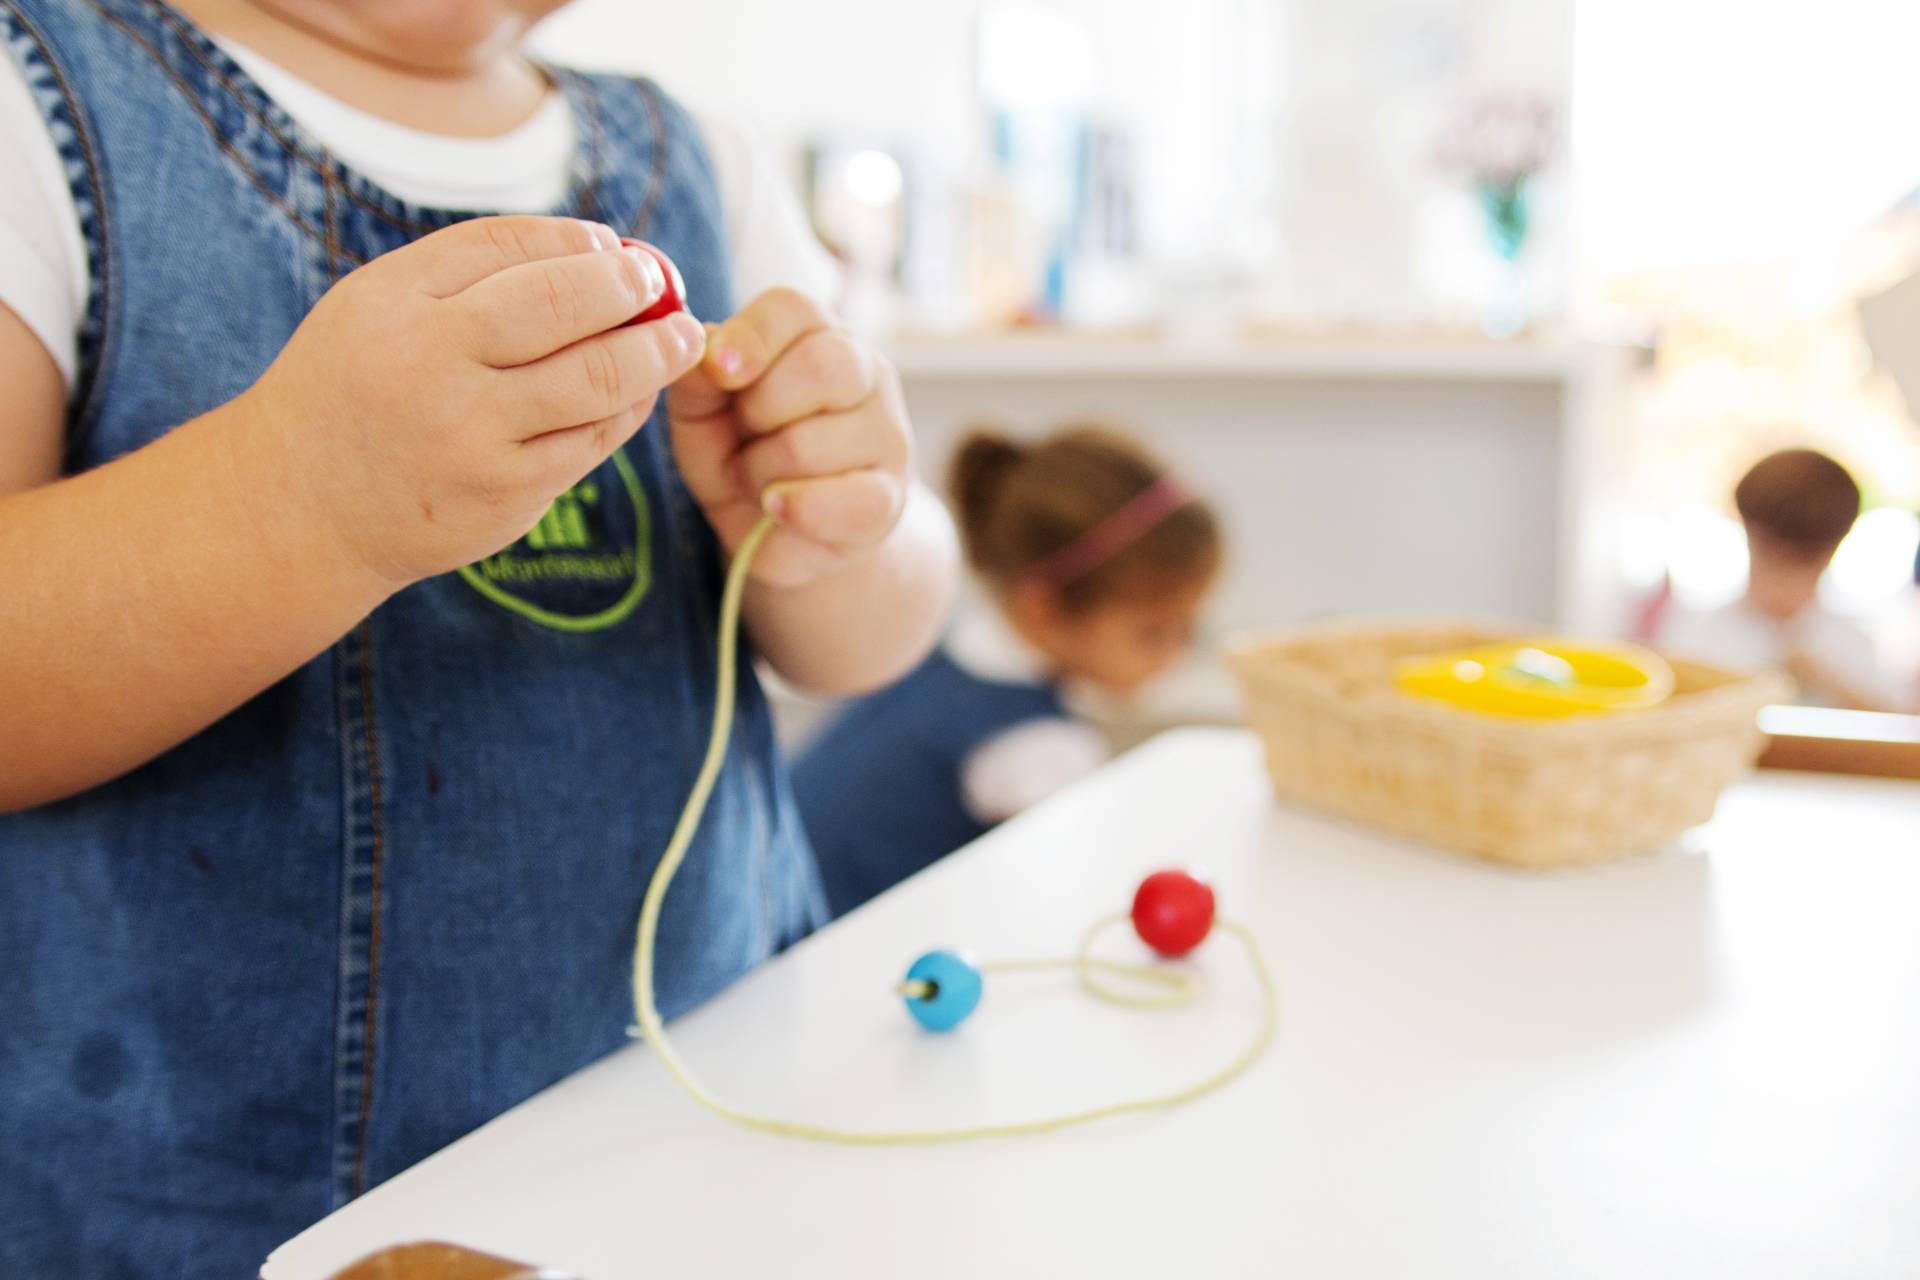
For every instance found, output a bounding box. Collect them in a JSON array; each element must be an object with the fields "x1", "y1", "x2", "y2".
[
  {"x1": 1130, "y1": 869, "x2": 1216, "y2": 958},
  {"x1": 620, "y1": 238, "x2": 689, "y2": 325}
]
